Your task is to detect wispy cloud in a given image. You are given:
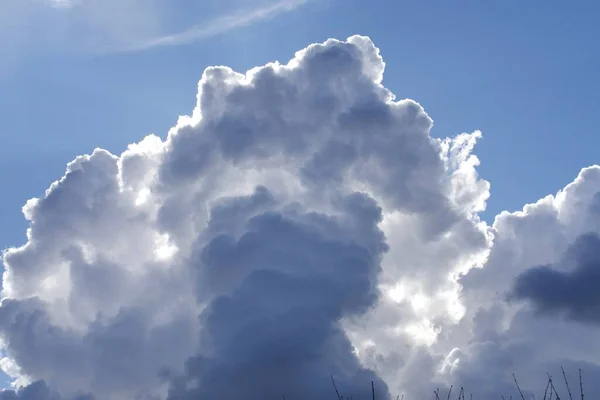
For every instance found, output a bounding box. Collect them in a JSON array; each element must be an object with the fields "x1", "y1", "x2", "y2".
[{"x1": 111, "y1": 0, "x2": 308, "y2": 53}]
